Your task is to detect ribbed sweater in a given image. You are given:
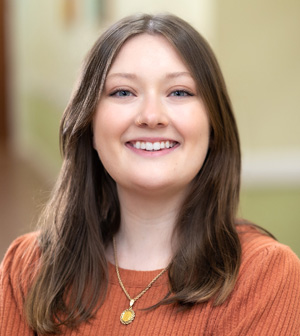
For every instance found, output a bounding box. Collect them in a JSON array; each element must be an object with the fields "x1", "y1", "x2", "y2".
[{"x1": 1, "y1": 225, "x2": 300, "y2": 335}]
